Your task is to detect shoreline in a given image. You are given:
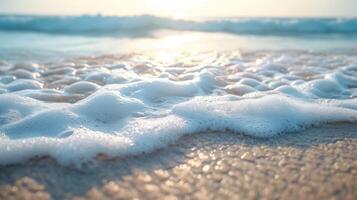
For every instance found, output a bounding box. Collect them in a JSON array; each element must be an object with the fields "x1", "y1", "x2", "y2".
[{"x1": 1, "y1": 123, "x2": 357, "y2": 199}]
